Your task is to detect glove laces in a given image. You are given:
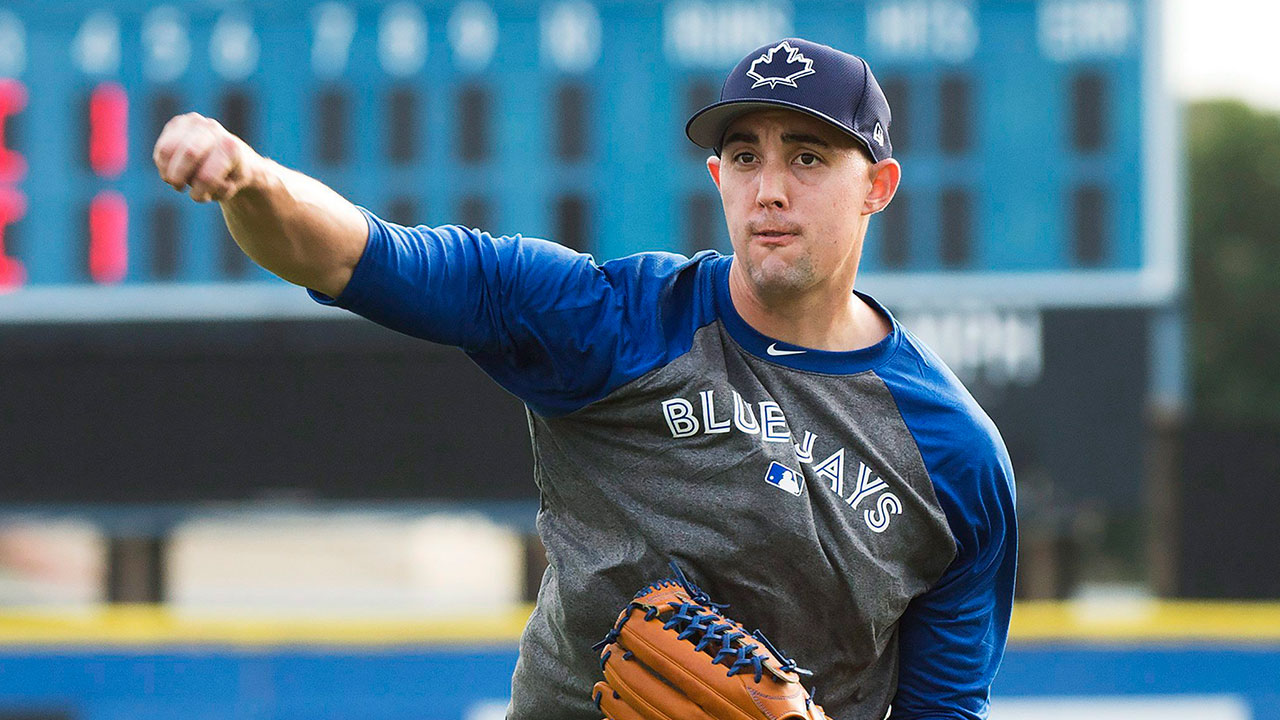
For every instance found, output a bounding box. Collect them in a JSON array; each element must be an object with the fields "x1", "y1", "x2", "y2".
[{"x1": 594, "y1": 561, "x2": 812, "y2": 683}]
